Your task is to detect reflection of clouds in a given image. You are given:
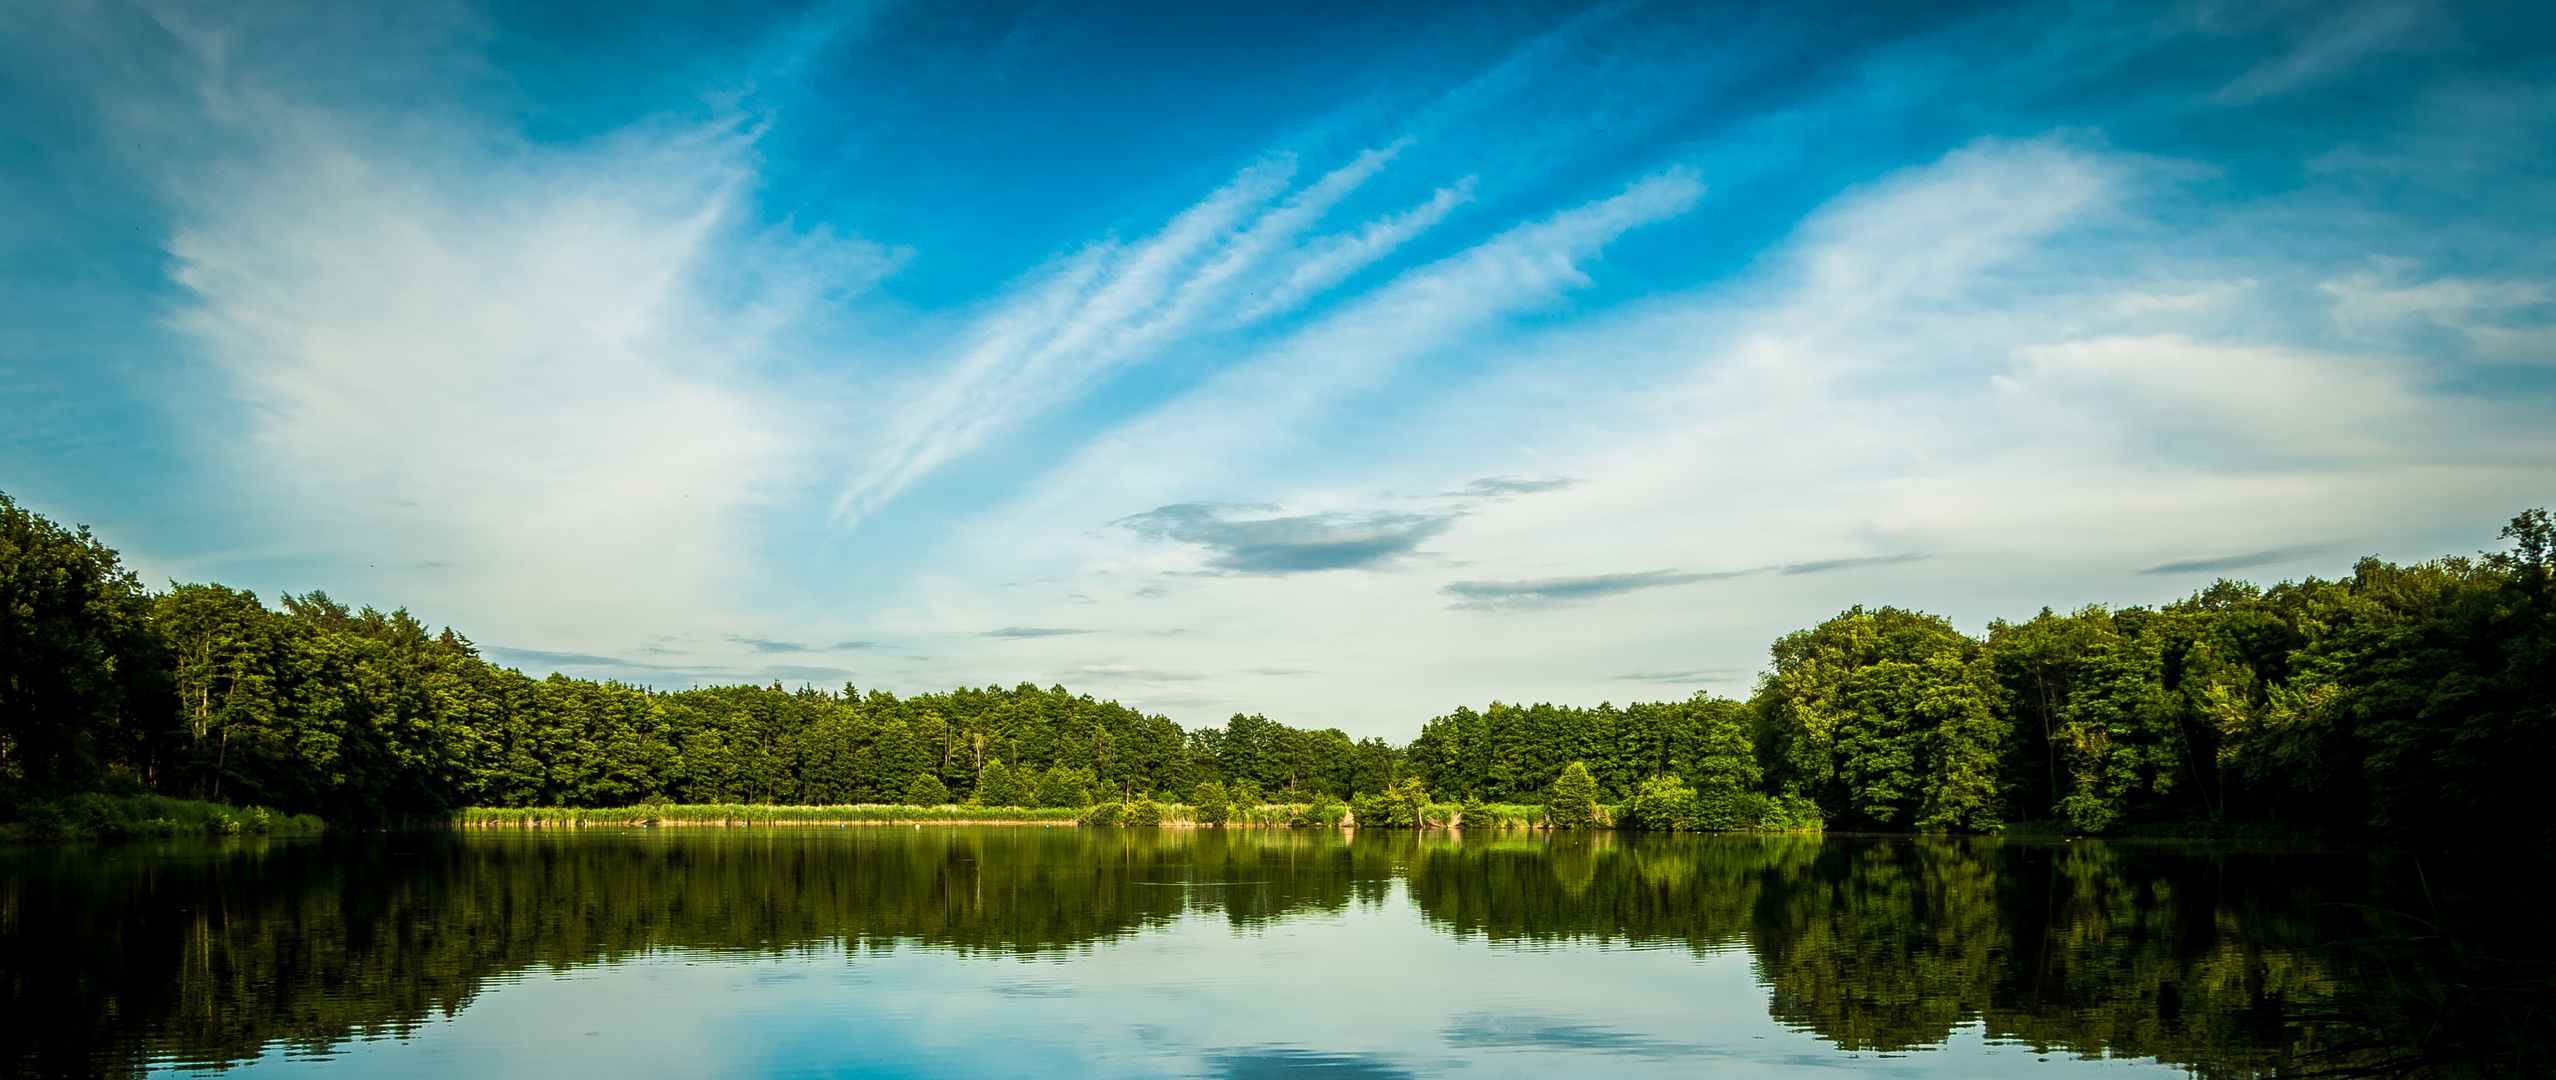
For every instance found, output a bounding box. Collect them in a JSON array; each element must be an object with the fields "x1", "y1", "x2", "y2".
[
  {"x1": 1440, "y1": 1014, "x2": 1713, "y2": 1058},
  {"x1": 1213, "y1": 1048, "x2": 1417, "y2": 1079}
]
